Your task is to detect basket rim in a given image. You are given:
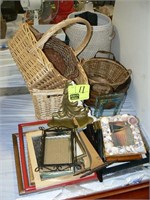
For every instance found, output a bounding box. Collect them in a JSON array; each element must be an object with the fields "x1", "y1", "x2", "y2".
[
  {"x1": 83, "y1": 57, "x2": 129, "y2": 70},
  {"x1": 83, "y1": 58, "x2": 132, "y2": 87},
  {"x1": 68, "y1": 11, "x2": 112, "y2": 29}
]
